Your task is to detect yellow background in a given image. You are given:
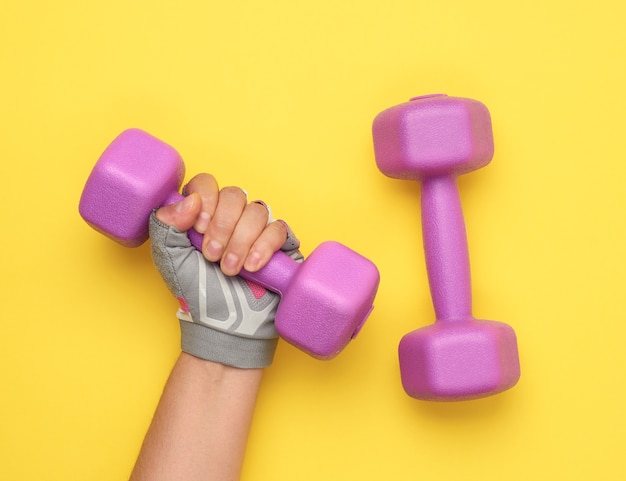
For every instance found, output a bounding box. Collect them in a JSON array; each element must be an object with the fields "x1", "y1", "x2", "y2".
[{"x1": 1, "y1": 0, "x2": 624, "y2": 479}]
